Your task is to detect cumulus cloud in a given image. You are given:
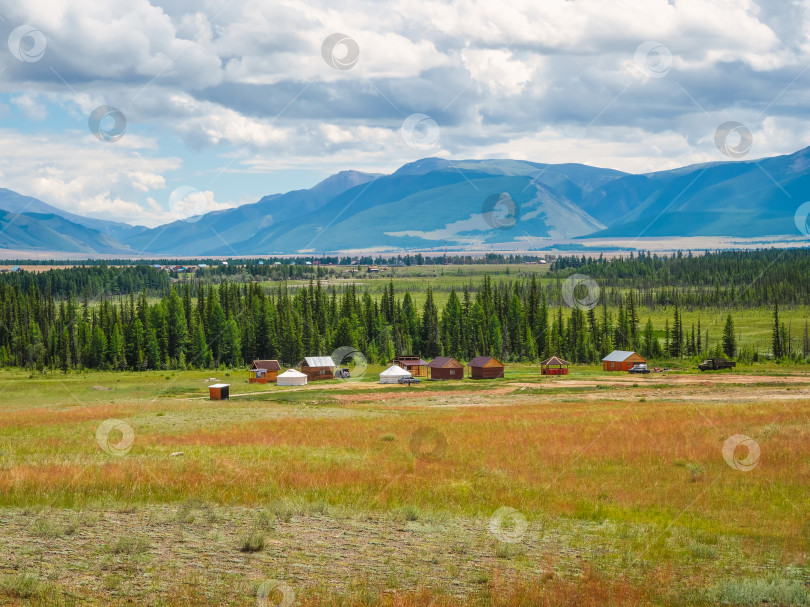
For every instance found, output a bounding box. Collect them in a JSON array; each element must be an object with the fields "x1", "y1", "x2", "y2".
[
  {"x1": 0, "y1": 0, "x2": 808, "y2": 227},
  {"x1": 0, "y1": 128, "x2": 181, "y2": 226}
]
